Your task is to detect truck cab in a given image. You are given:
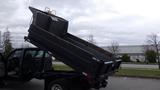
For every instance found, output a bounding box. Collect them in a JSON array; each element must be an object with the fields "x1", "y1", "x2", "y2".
[
  {"x1": 0, "y1": 48, "x2": 92, "y2": 90},
  {"x1": 0, "y1": 48, "x2": 52, "y2": 81}
]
